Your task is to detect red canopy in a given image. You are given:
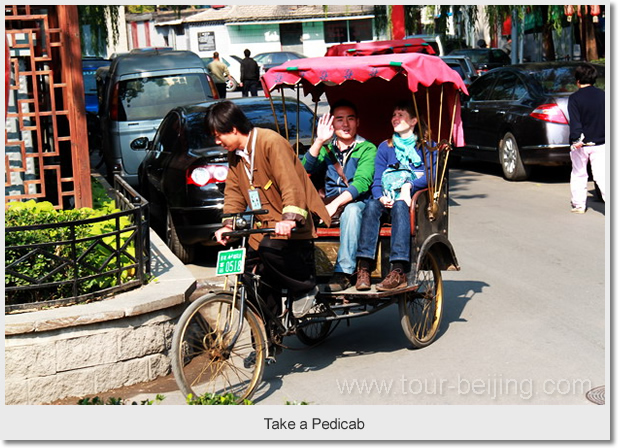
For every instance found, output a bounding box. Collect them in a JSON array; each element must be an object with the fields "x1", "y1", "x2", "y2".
[
  {"x1": 262, "y1": 53, "x2": 468, "y2": 147},
  {"x1": 325, "y1": 38, "x2": 435, "y2": 57}
]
